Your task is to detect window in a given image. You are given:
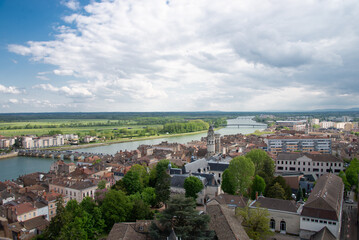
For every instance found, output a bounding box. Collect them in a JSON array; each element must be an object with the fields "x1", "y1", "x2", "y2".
[
  {"x1": 280, "y1": 221, "x2": 286, "y2": 233},
  {"x1": 311, "y1": 219, "x2": 314, "y2": 222},
  {"x1": 333, "y1": 222, "x2": 336, "y2": 225},
  {"x1": 320, "y1": 220, "x2": 323, "y2": 223},
  {"x1": 315, "y1": 219, "x2": 318, "y2": 222},
  {"x1": 270, "y1": 219, "x2": 275, "y2": 230},
  {"x1": 278, "y1": 167, "x2": 283, "y2": 170},
  {"x1": 33, "y1": 212, "x2": 36, "y2": 216},
  {"x1": 303, "y1": 162, "x2": 306, "y2": 166},
  {"x1": 51, "y1": 210, "x2": 53, "y2": 214},
  {"x1": 66, "y1": 190, "x2": 68, "y2": 194},
  {"x1": 324, "y1": 221, "x2": 327, "y2": 224},
  {"x1": 74, "y1": 192, "x2": 76, "y2": 196}
]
